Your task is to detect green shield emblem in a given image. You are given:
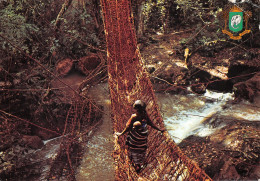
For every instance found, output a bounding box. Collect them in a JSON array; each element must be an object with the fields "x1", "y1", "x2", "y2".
[{"x1": 229, "y1": 12, "x2": 243, "y2": 32}]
